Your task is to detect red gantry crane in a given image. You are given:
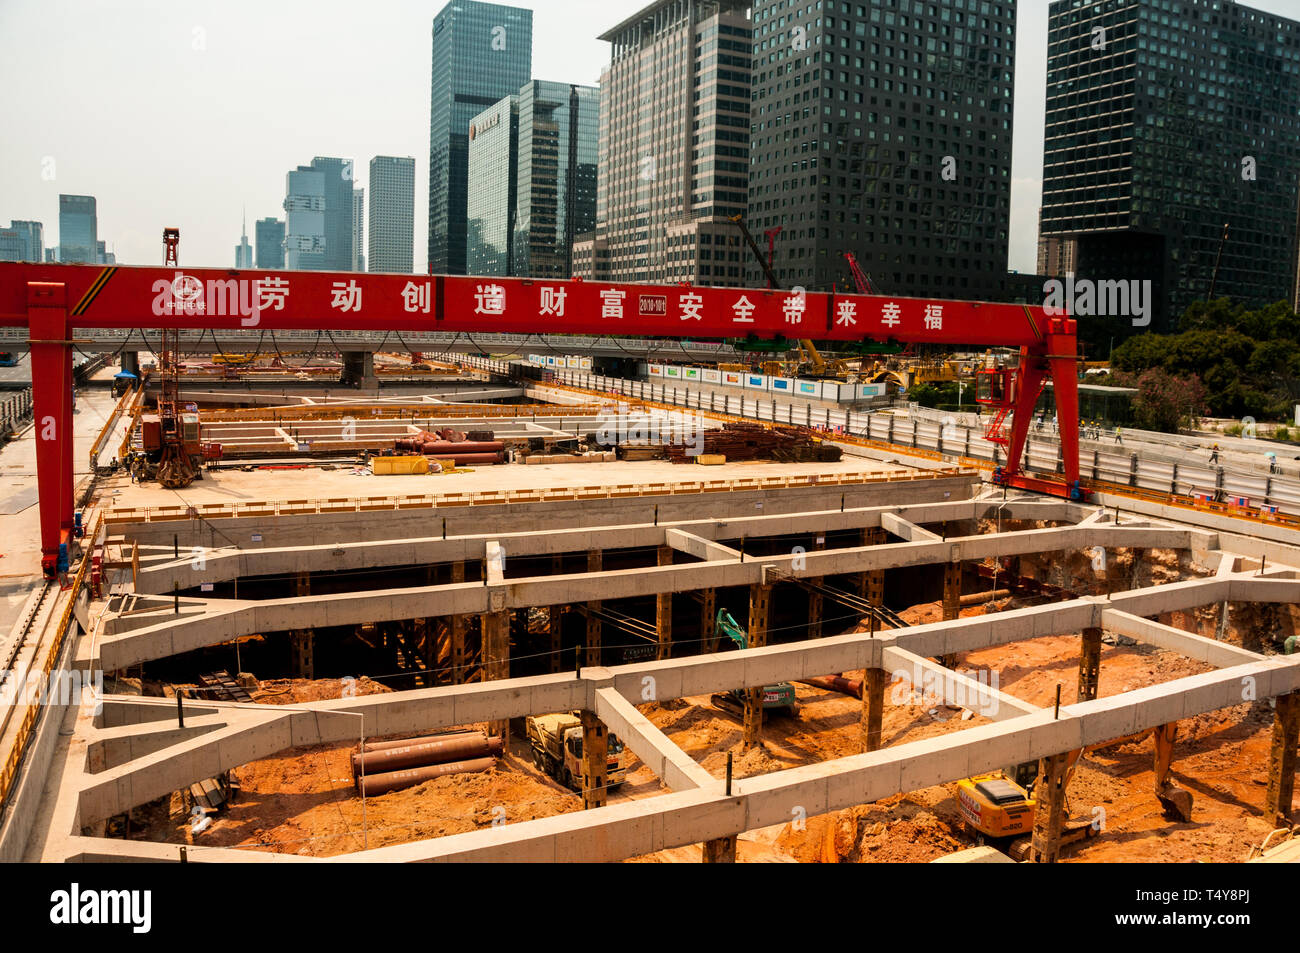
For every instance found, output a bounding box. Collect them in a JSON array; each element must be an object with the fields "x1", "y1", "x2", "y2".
[{"x1": 0, "y1": 262, "x2": 1084, "y2": 578}]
